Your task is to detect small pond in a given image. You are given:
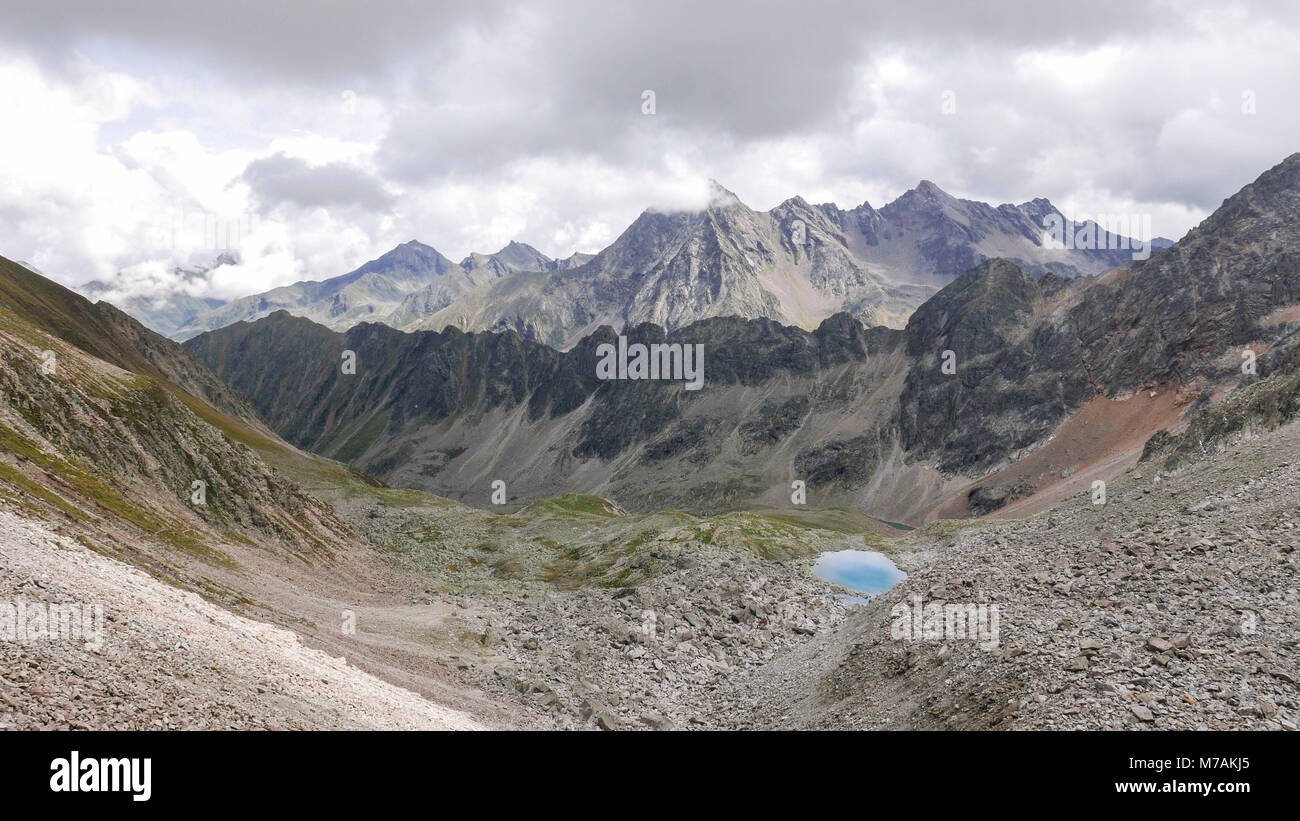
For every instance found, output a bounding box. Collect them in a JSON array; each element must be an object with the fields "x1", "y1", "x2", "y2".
[{"x1": 812, "y1": 549, "x2": 906, "y2": 602}]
